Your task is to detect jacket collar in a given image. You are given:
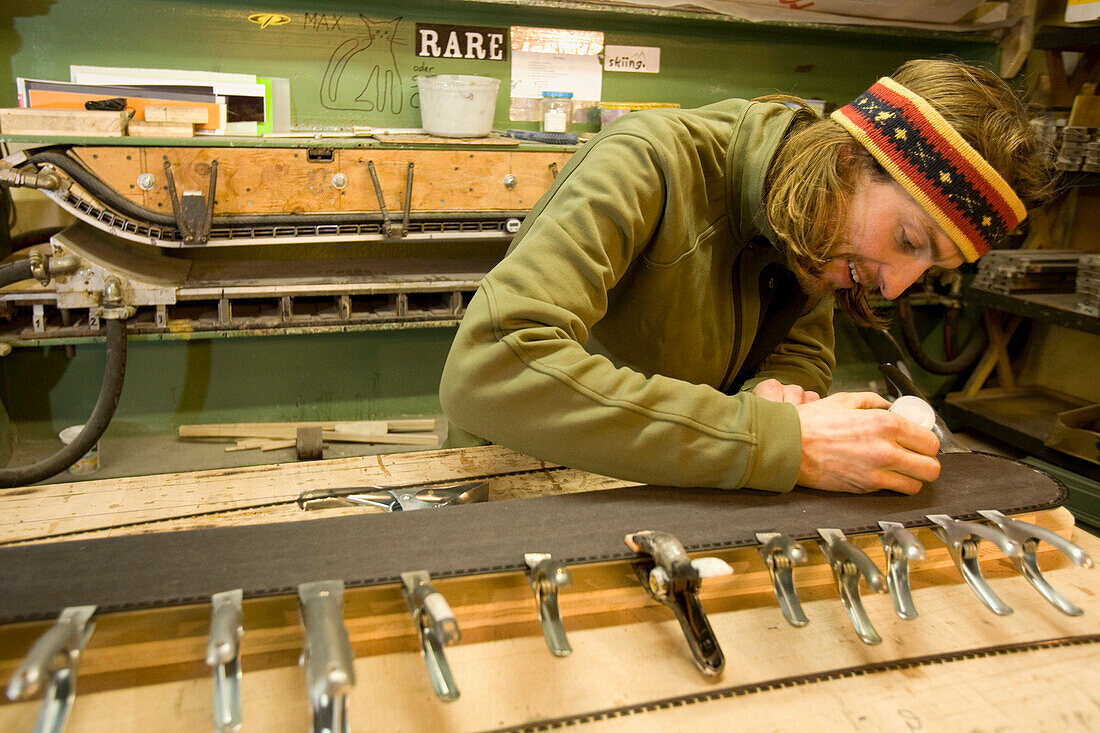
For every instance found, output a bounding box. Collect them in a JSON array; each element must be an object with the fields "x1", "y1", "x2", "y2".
[{"x1": 725, "y1": 102, "x2": 797, "y2": 247}]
